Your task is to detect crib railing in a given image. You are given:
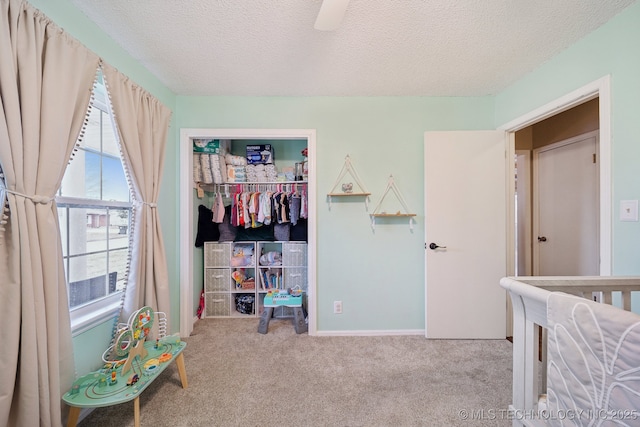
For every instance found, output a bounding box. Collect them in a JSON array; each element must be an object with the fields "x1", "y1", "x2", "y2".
[{"x1": 500, "y1": 276, "x2": 640, "y2": 426}]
